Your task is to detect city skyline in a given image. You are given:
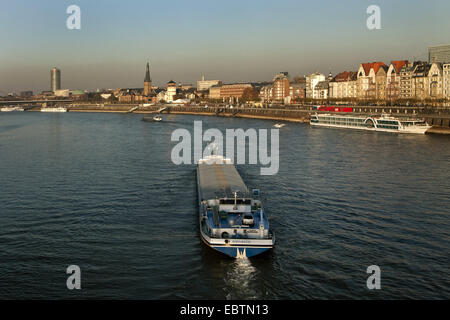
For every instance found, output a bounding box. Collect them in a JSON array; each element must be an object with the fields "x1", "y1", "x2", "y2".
[{"x1": 1, "y1": 0, "x2": 450, "y2": 93}]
